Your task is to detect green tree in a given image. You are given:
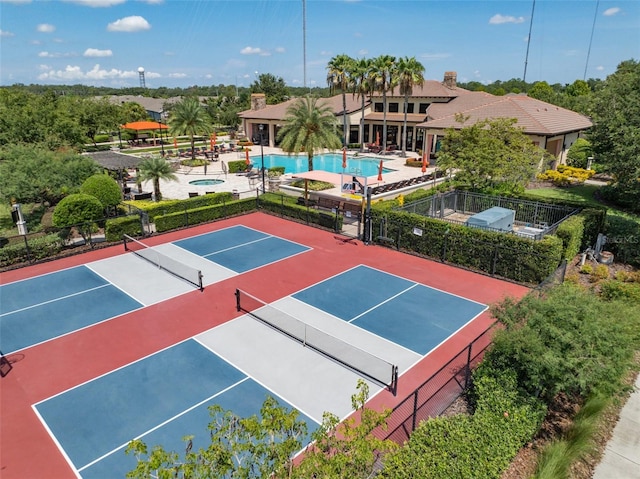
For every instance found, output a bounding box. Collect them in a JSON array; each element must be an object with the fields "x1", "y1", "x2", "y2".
[
  {"x1": 126, "y1": 396, "x2": 308, "y2": 479},
  {"x1": 277, "y1": 96, "x2": 342, "y2": 173},
  {"x1": 370, "y1": 55, "x2": 397, "y2": 152},
  {"x1": 294, "y1": 381, "x2": 398, "y2": 478},
  {"x1": 80, "y1": 174, "x2": 122, "y2": 212},
  {"x1": 528, "y1": 81, "x2": 557, "y2": 104},
  {"x1": 251, "y1": 73, "x2": 289, "y2": 105},
  {"x1": 168, "y1": 97, "x2": 211, "y2": 160},
  {"x1": 566, "y1": 138, "x2": 593, "y2": 169},
  {"x1": 137, "y1": 156, "x2": 178, "y2": 201},
  {"x1": 589, "y1": 59, "x2": 640, "y2": 204},
  {"x1": 395, "y1": 56, "x2": 425, "y2": 157},
  {"x1": 327, "y1": 54, "x2": 355, "y2": 147},
  {"x1": 52, "y1": 193, "x2": 104, "y2": 243},
  {"x1": 436, "y1": 116, "x2": 544, "y2": 193},
  {"x1": 351, "y1": 57, "x2": 374, "y2": 152},
  {"x1": 0, "y1": 145, "x2": 99, "y2": 204}
]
